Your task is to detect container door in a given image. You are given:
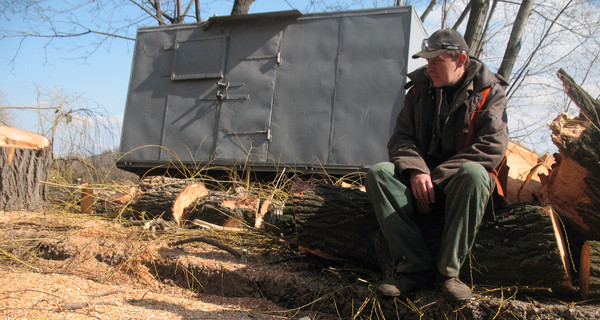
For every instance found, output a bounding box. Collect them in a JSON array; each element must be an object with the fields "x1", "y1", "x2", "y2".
[
  {"x1": 212, "y1": 23, "x2": 284, "y2": 164},
  {"x1": 161, "y1": 31, "x2": 227, "y2": 164}
]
